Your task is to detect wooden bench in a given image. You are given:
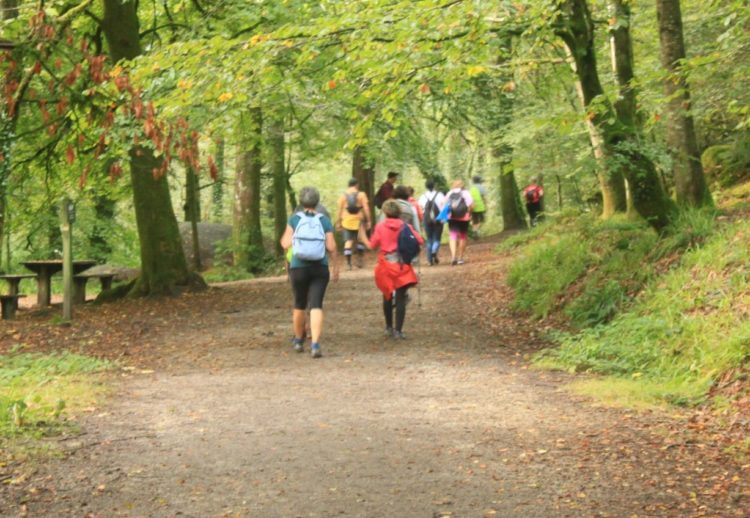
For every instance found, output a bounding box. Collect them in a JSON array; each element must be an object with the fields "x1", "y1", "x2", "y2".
[
  {"x1": 0, "y1": 294, "x2": 25, "y2": 320},
  {"x1": 73, "y1": 272, "x2": 116, "y2": 304},
  {"x1": 0, "y1": 274, "x2": 36, "y2": 296}
]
